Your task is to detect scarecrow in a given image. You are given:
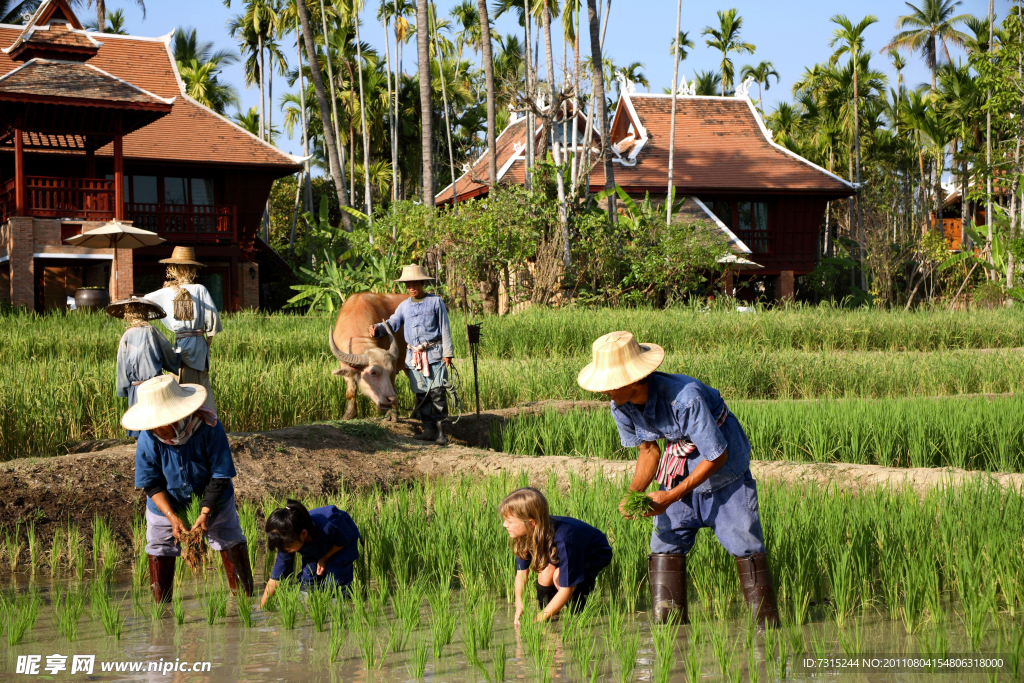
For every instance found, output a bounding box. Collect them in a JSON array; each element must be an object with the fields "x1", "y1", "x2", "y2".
[
  {"x1": 368, "y1": 264, "x2": 454, "y2": 445},
  {"x1": 146, "y1": 246, "x2": 222, "y2": 411},
  {"x1": 125, "y1": 375, "x2": 253, "y2": 603},
  {"x1": 577, "y1": 331, "x2": 780, "y2": 628},
  {"x1": 106, "y1": 296, "x2": 180, "y2": 438}
]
